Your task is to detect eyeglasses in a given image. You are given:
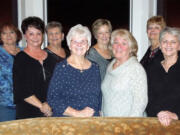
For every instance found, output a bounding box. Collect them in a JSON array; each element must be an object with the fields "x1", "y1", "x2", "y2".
[{"x1": 71, "y1": 40, "x2": 88, "y2": 46}]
